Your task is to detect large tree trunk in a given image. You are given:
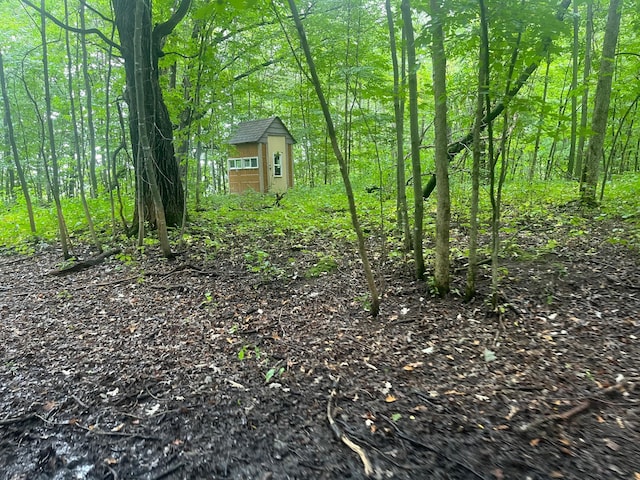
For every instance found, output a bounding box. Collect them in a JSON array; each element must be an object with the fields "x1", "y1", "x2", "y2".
[
  {"x1": 133, "y1": 0, "x2": 171, "y2": 257},
  {"x1": 112, "y1": 0, "x2": 189, "y2": 230}
]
